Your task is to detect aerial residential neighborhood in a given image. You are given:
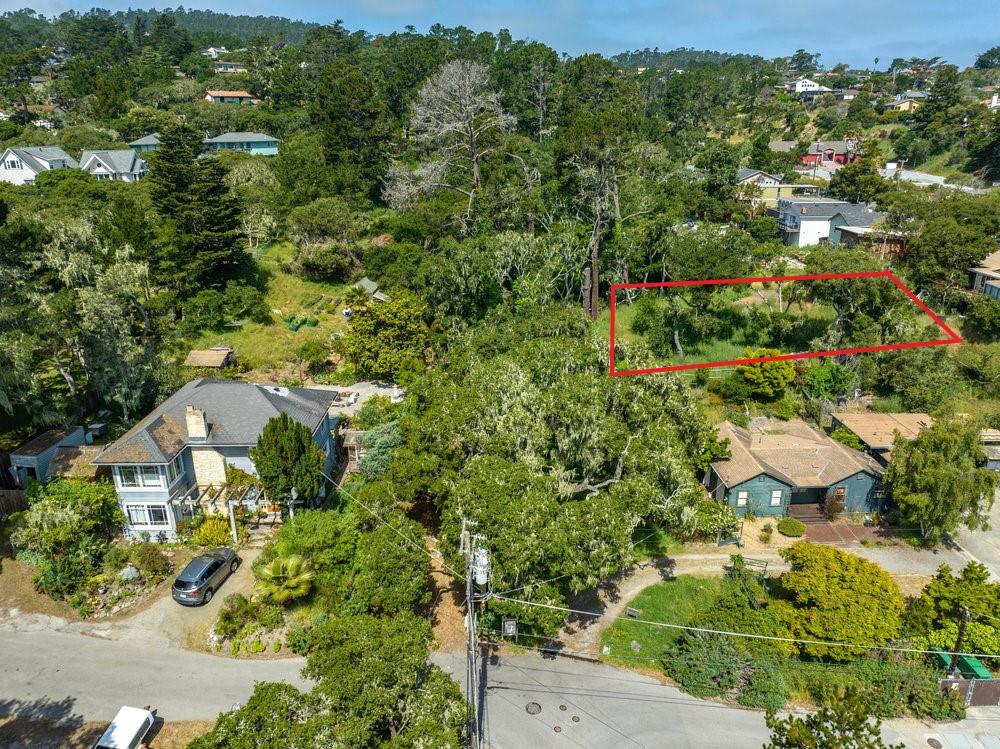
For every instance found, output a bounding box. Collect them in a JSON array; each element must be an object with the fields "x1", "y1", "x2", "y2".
[{"x1": 3, "y1": 3, "x2": 1000, "y2": 749}]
